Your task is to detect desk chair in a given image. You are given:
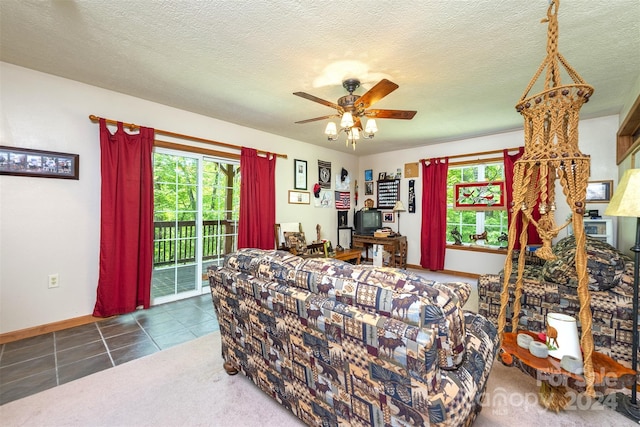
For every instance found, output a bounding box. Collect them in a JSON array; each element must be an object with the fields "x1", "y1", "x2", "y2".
[{"x1": 392, "y1": 238, "x2": 408, "y2": 269}]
